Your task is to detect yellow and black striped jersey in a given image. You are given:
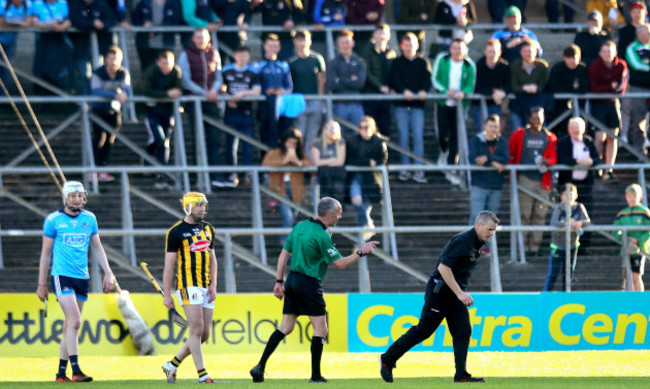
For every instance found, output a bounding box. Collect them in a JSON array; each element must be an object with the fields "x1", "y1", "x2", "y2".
[{"x1": 165, "y1": 220, "x2": 215, "y2": 289}]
